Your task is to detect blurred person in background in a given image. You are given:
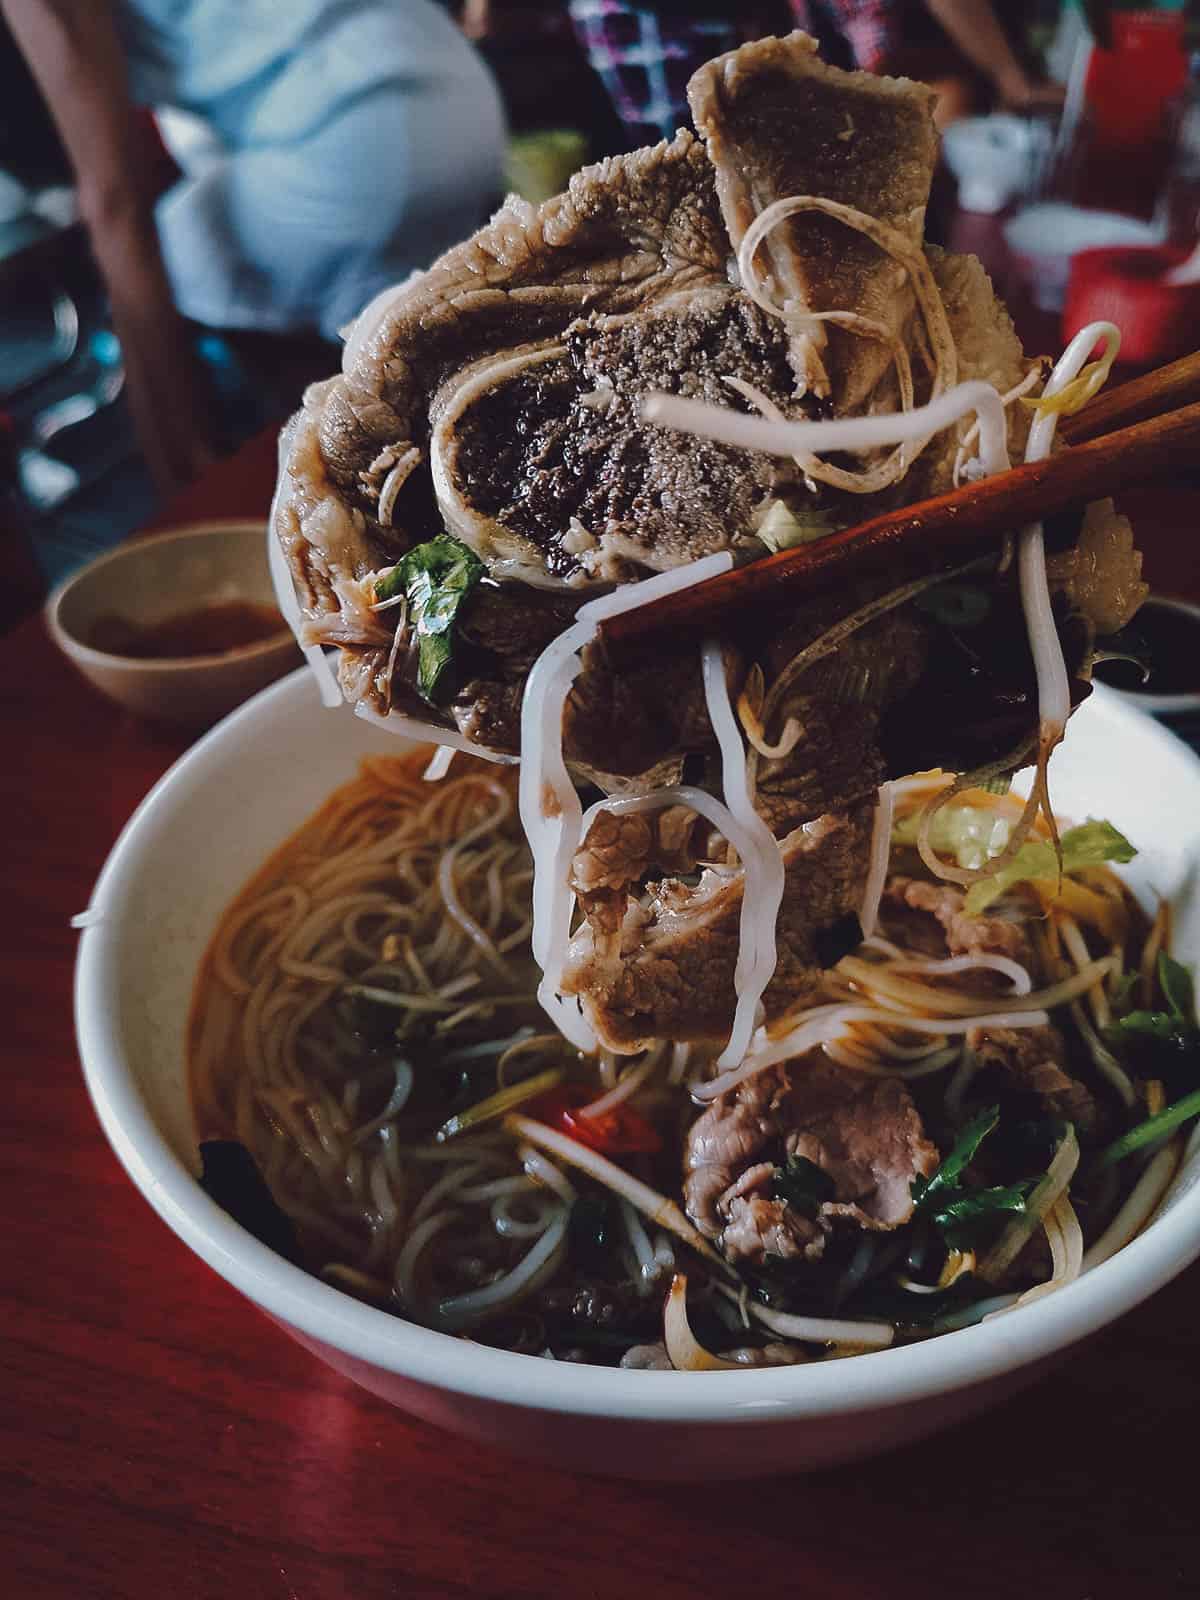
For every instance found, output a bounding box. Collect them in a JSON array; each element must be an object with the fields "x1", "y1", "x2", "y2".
[
  {"x1": 1, "y1": 0, "x2": 505, "y2": 493},
  {"x1": 568, "y1": 0, "x2": 1065, "y2": 141}
]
